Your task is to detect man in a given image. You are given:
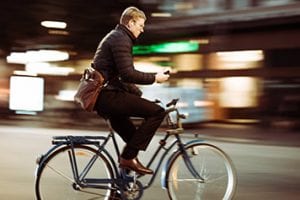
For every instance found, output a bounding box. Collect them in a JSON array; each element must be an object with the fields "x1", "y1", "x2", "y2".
[{"x1": 93, "y1": 6, "x2": 169, "y2": 175}]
